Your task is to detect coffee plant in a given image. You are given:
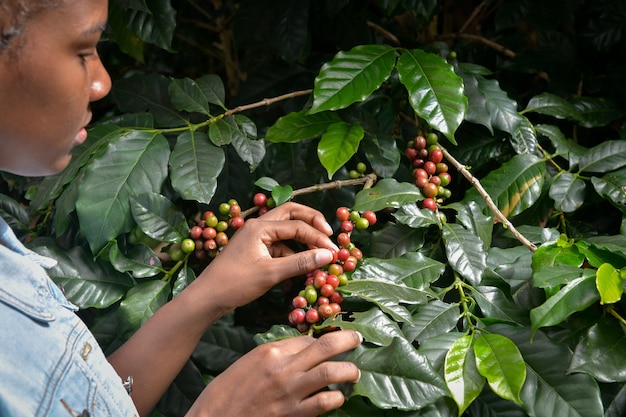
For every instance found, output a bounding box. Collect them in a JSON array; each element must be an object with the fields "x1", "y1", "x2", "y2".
[{"x1": 2, "y1": 1, "x2": 626, "y2": 416}]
